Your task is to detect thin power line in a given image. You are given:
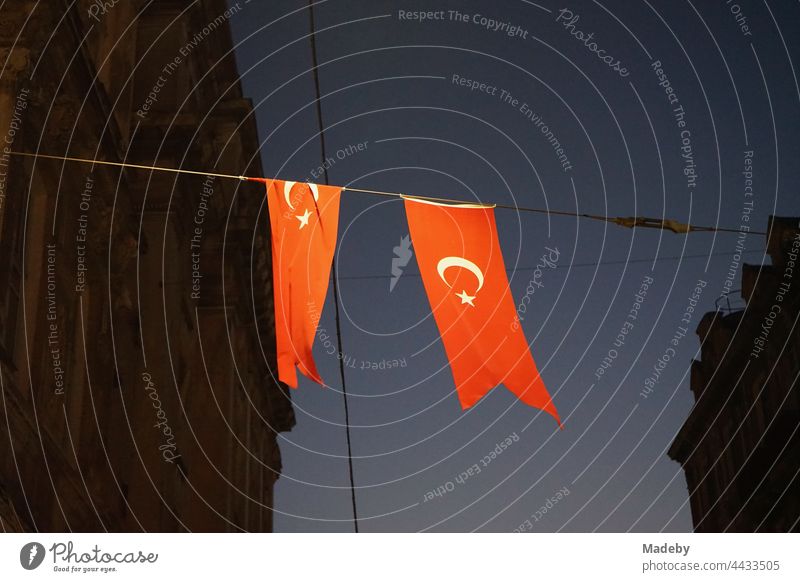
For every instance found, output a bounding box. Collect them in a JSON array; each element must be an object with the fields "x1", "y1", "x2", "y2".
[
  {"x1": 10, "y1": 151, "x2": 765, "y2": 236},
  {"x1": 307, "y1": 0, "x2": 359, "y2": 533},
  {"x1": 337, "y1": 250, "x2": 767, "y2": 282},
  {"x1": 10, "y1": 150, "x2": 248, "y2": 180}
]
